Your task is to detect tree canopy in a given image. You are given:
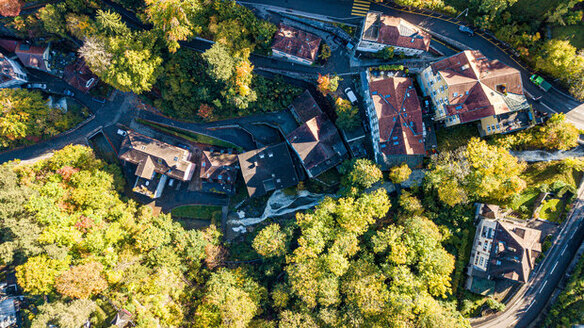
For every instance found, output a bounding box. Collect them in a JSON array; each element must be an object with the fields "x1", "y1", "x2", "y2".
[{"x1": 427, "y1": 138, "x2": 527, "y2": 206}]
